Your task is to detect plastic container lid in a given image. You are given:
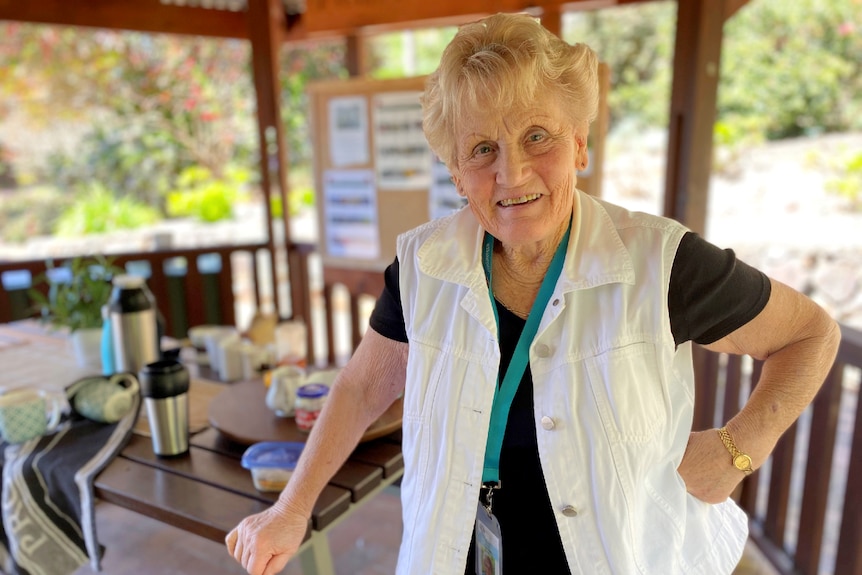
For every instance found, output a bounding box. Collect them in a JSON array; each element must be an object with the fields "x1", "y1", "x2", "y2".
[
  {"x1": 296, "y1": 383, "x2": 329, "y2": 399},
  {"x1": 241, "y1": 441, "x2": 304, "y2": 470}
]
